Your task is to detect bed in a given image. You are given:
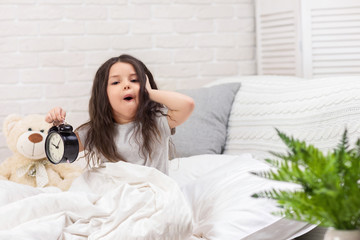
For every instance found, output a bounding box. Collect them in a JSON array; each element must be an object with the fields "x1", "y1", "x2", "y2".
[
  {"x1": 169, "y1": 75, "x2": 360, "y2": 239},
  {"x1": 1, "y1": 75, "x2": 359, "y2": 239}
]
